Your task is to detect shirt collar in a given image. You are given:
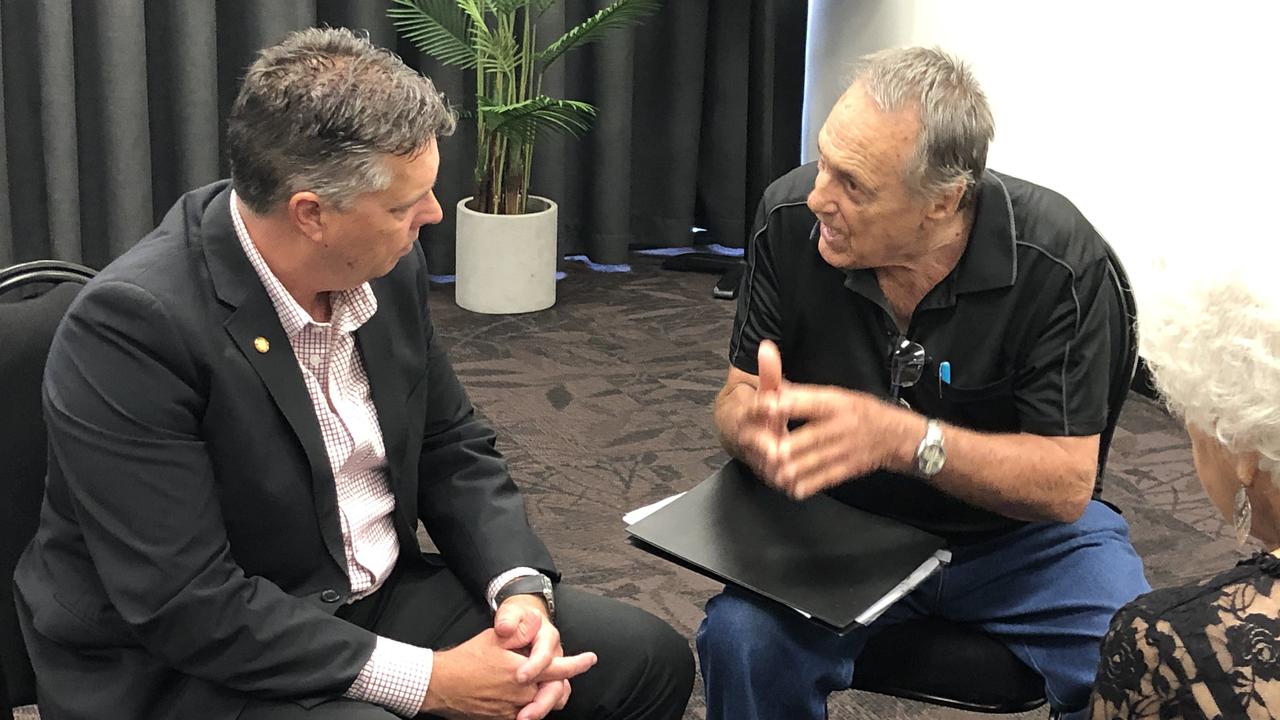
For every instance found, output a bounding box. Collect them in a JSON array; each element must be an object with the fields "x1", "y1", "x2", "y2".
[
  {"x1": 229, "y1": 190, "x2": 377, "y2": 337},
  {"x1": 953, "y1": 170, "x2": 1018, "y2": 294}
]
